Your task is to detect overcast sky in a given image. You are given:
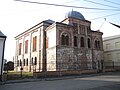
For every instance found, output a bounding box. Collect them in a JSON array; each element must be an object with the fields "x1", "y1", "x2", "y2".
[{"x1": 0, "y1": 0, "x2": 120, "y2": 61}]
